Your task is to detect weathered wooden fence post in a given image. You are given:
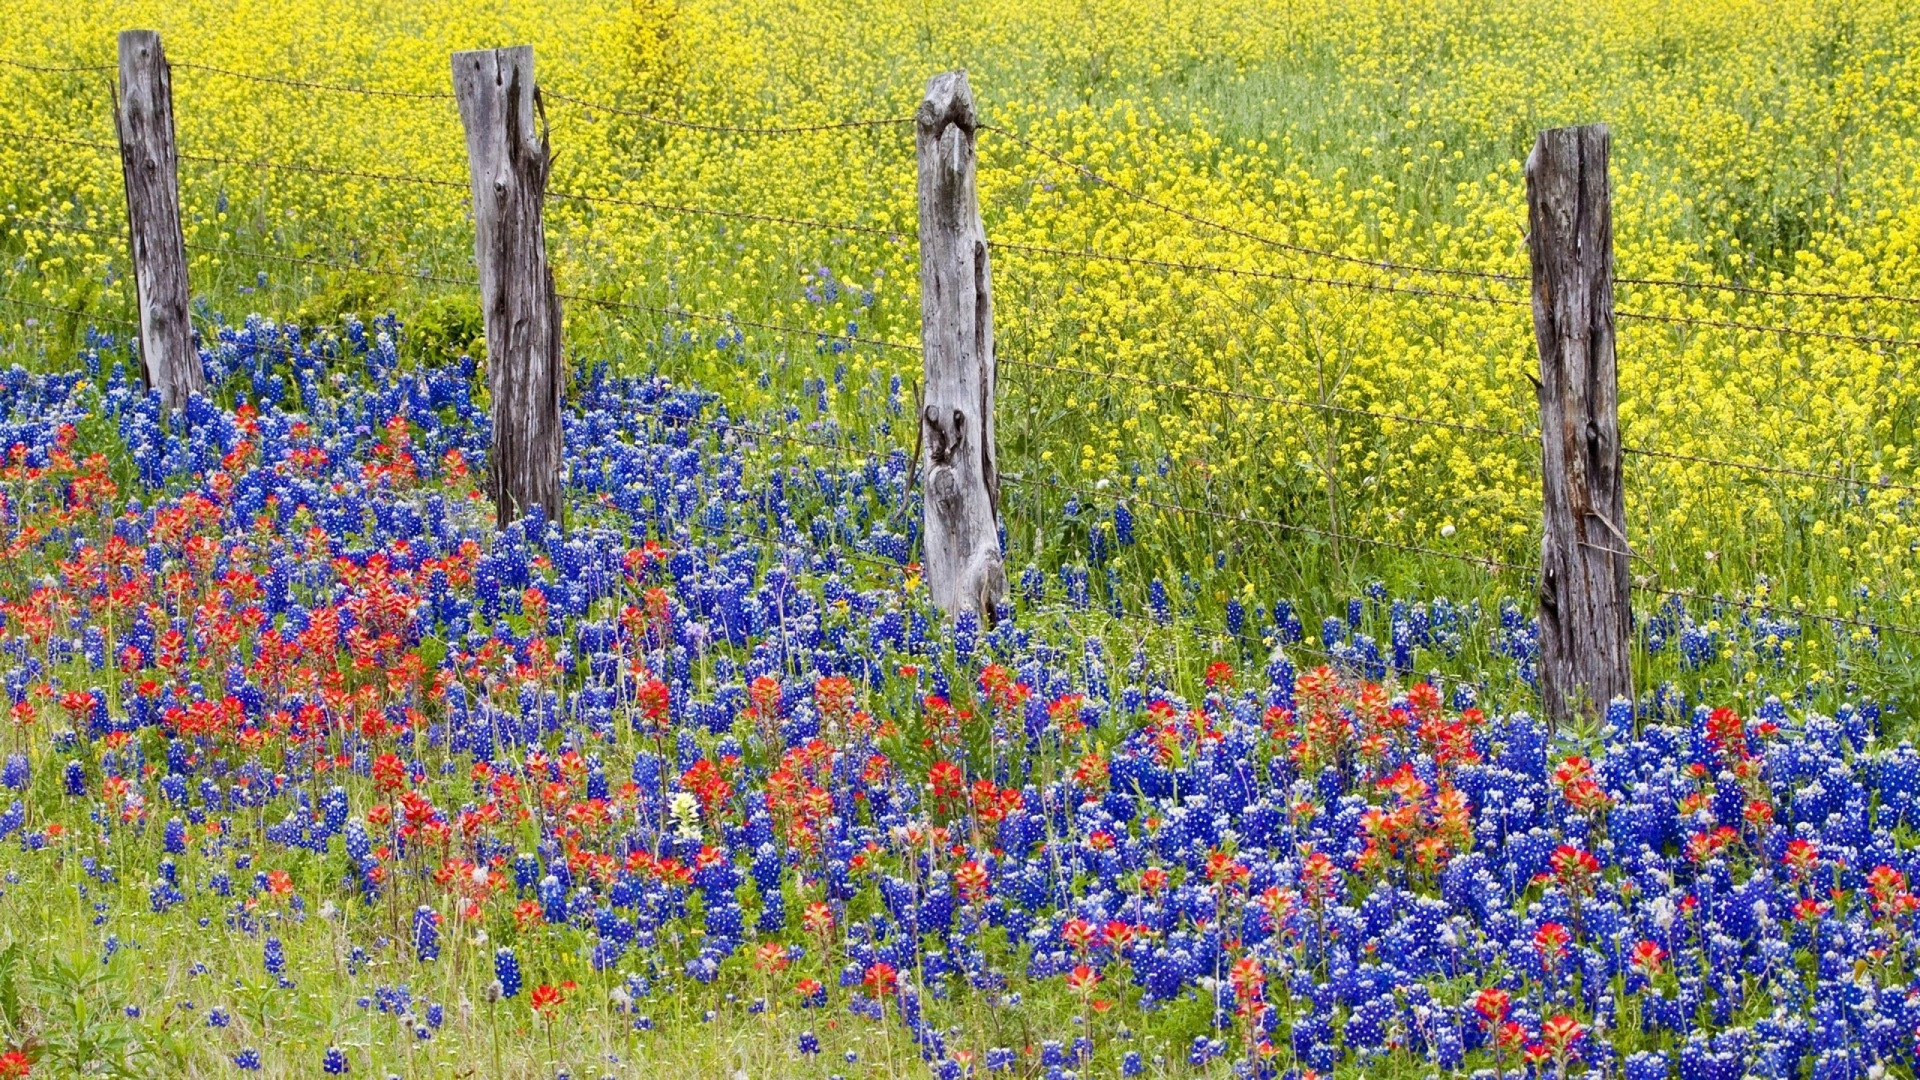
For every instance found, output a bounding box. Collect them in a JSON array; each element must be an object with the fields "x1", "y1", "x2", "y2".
[
  {"x1": 452, "y1": 46, "x2": 565, "y2": 531},
  {"x1": 916, "y1": 71, "x2": 1006, "y2": 619},
  {"x1": 115, "y1": 29, "x2": 202, "y2": 410},
  {"x1": 1528, "y1": 123, "x2": 1632, "y2": 726}
]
